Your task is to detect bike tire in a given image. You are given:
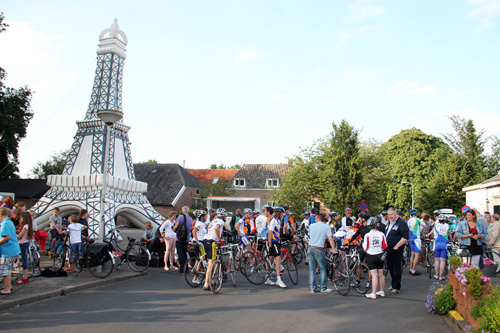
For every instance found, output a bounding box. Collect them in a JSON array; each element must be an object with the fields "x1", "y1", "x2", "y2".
[
  {"x1": 229, "y1": 258, "x2": 237, "y2": 287},
  {"x1": 53, "y1": 244, "x2": 66, "y2": 271},
  {"x1": 211, "y1": 260, "x2": 223, "y2": 294},
  {"x1": 354, "y1": 262, "x2": 371, "y2": 294},
  {"x1": 30, "y1": 249, "x2": 41, "y2": 276},
  {"x1": 287, "y1": 259, "x2": 298, "y2": 285},
  {"x1": 126, "y1": 243, "x2": 151, "y2": 272},
  {"x1": 184, "y1": 257, "x2": 203, "y2": 288},
  {"x1": 244, "y1": 255, "x2": 270, "y2": 285},
  {"x1": 87, "y1": 250, "x2": 115, "y2": 278},
  {"x1": 332, "y1": 260, "x2": 350, "y2": 296}
]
